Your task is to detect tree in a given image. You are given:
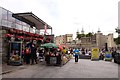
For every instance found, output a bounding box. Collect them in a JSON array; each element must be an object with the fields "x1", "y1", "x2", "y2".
[
  {"x1": 114, "y1": 27, "x2": 120, "y2": 44},
  {"x1": 114, "y1": 37, "x2": 120, "y2": 44},
  {"x1": 77, "y1": 34, "x2": 85, "y2": 39},
  {"x1": 115, "y1": 28, "x2": 120, "y2": 37},
  {"x1": 86, "y1": 32, "x2": 93, "y2": 37}
]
